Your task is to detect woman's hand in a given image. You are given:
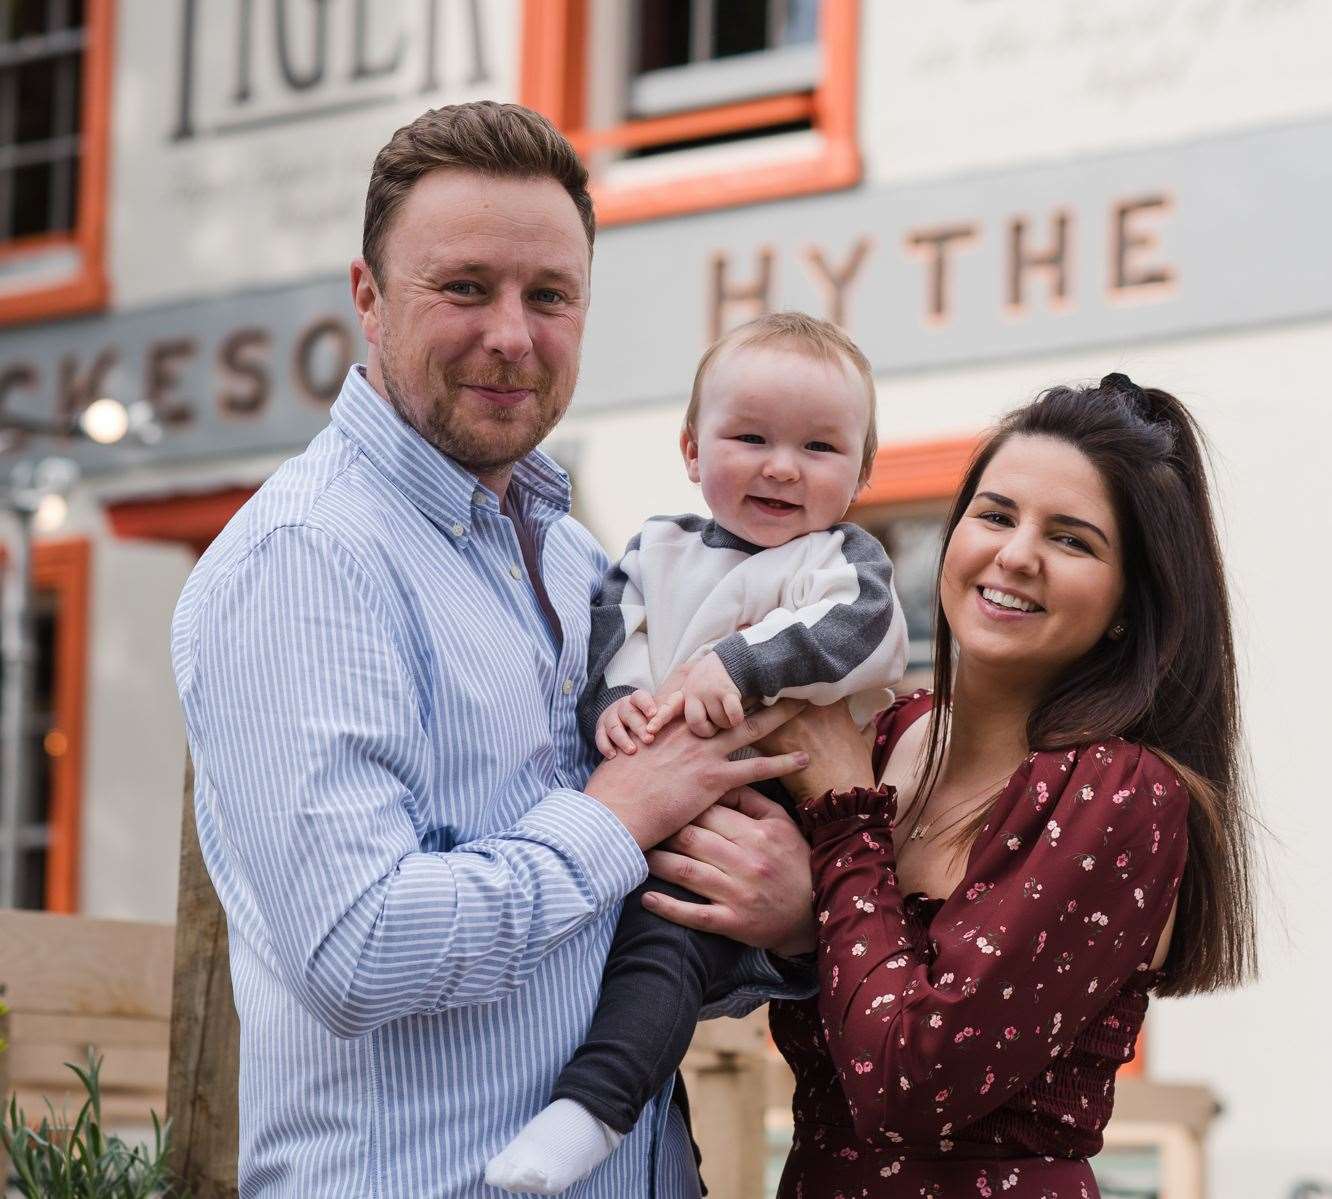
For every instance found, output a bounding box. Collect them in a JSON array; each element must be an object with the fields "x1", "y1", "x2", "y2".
[
  {"x1": 642, "y1": 788, "x2": 816, "y2": 957},
  {"x1": 755, "y1": 699, "x2": 876, "y2": 804}
]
